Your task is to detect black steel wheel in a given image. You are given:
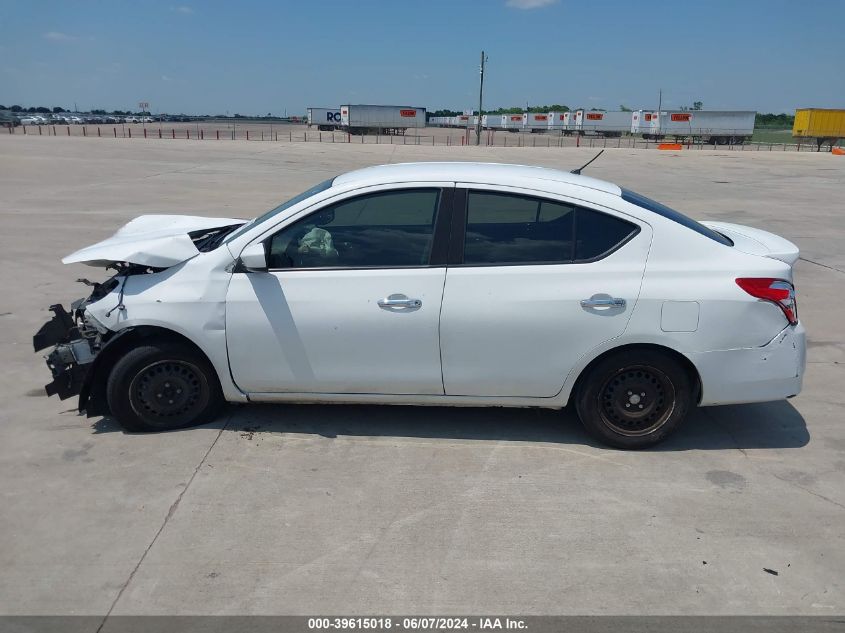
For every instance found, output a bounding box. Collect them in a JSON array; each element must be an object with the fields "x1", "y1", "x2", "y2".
[
  {"x1": 106, "y1": 342, "x2": 224, "y2": 432},
  {"x1": 598, "y1": 365, "x2": 675, "y2": 437},
  {"x1": 129, "y1": 360, "x2": 209, "y2": 427},
  {"x1": 575, "y1": 349, "x2": 693, "y2": 449}
]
